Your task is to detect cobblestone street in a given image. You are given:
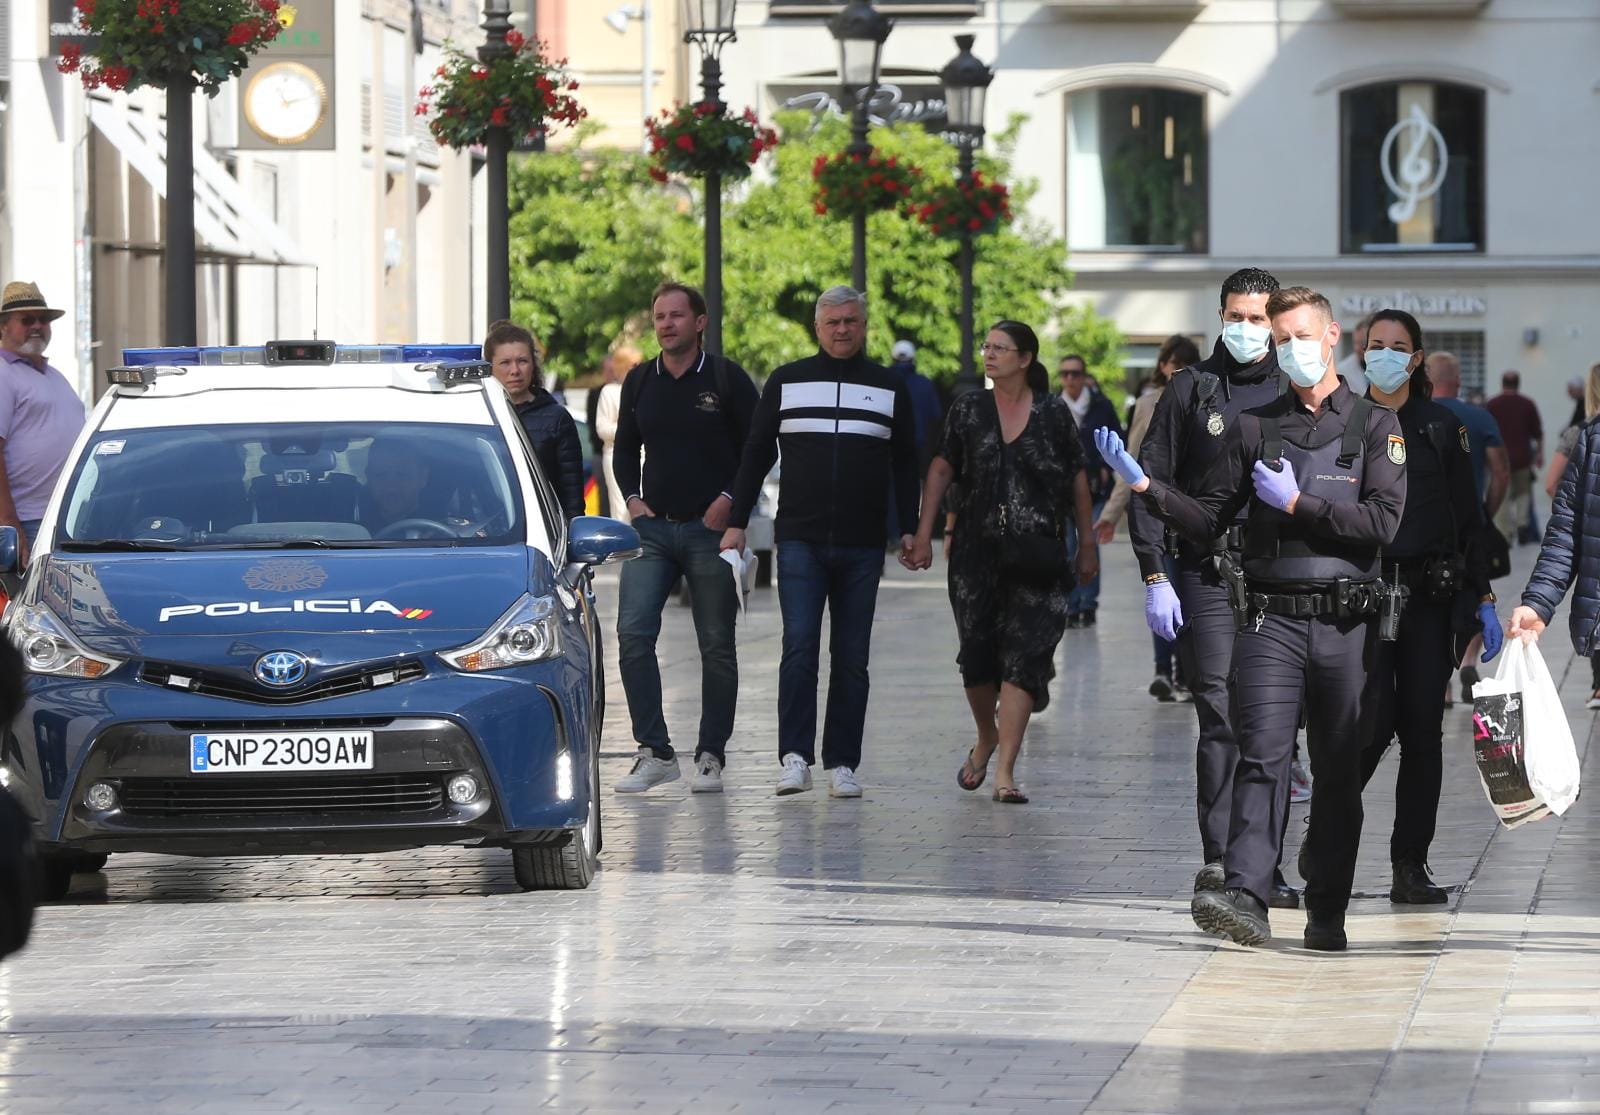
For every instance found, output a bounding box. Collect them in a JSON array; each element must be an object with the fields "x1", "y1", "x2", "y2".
[{"x1": 1, "y1": 545, "x2": 1594, "y2": 1114}]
